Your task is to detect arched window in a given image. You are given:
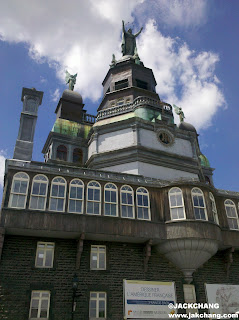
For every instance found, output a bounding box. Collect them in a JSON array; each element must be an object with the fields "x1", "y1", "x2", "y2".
[
  {"x1": 56, "y1": 145, "x2": 67, "y2": 161},
  {"x1": 29, "y1": 175, "x2": 48, "y2": 210},
  {"x1": 225, "y1": 199, "x2": 239, "y2": 230},
  {"x1": 191, "y1": 188, "x2": 207, "y2": 220},
  {"x1": 9, "y1": 172, "x2": 29, "y2": 208},
  {"x1": 120, "y1": 185, "x2": 134, "y2": 219},
  {"x1": 209, "y1": 192, "x2": 219, "y2": 224},
  {"x1": 87, "y1": 181, "x2": 101, "y2": 215},
  {"x1": 168, "y1": 187, "x2": 185, "y2": 220},
  {"x1": 68, "y1": 179, "x2": 84, "y2": 214},
  {"x1": 136, "y1": 187, "x2": 150, "y2": 220},
  {"x1": 73, "y1": 148, "x2": 83, "y2": 164},
  {"x1": 49, "y1": 177, "x2": 66, "y2": 212},
  {"x1": 104, "y1": 183, "x2": 118, "y2": 217}
]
